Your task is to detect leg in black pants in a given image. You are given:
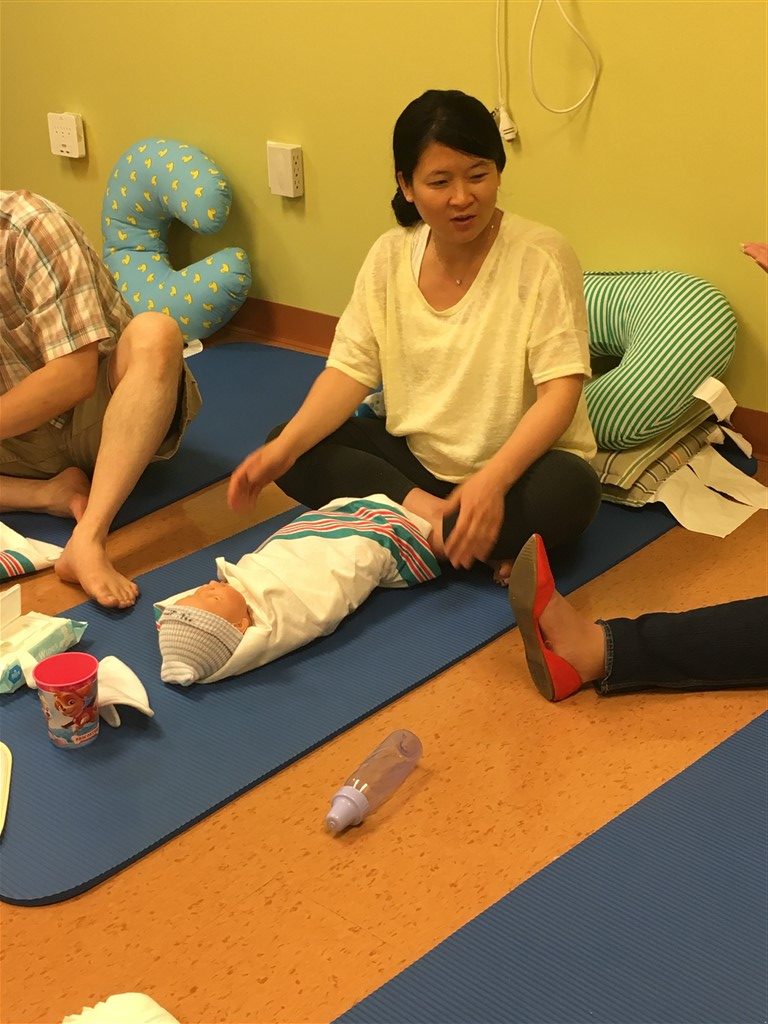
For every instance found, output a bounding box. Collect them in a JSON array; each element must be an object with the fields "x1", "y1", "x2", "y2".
[
  {"x1": 267, "y1": 418, "x2": 601, "y2": 560},
  {"x1": 598, "y1": 596, "x2": 768, "y2": 694}
]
